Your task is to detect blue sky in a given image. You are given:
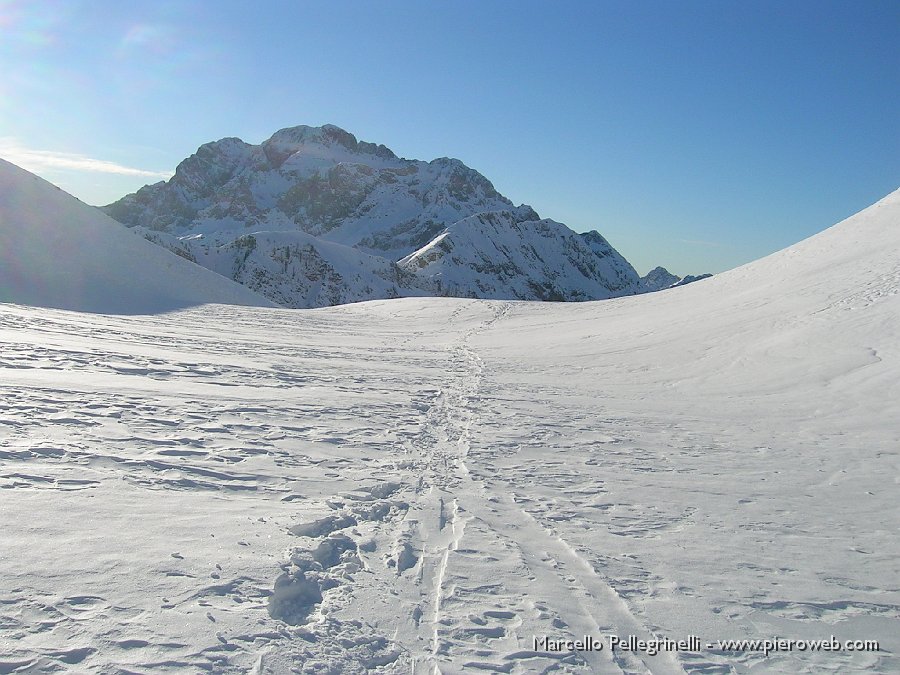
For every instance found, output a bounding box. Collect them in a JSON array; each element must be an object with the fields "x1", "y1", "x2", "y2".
[{"x1": 2, "y1": 0, "x2": 898, "y2": 275}]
